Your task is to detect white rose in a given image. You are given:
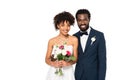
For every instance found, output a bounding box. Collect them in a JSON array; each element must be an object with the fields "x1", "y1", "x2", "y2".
[
  {"x1": 56, "y1": 48, "x2": 62, "y2": 54},
  {"x1": 61, "y1": 49, "x2": 66, "y2": 56}
]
